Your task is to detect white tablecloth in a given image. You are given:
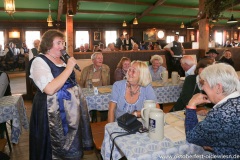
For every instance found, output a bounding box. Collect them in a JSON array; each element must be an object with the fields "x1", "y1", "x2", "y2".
[
  {"x1": 0, "y1": 95, "x2": 29, "y2": 144},
  {"x1": 101, "y1": 111, "x2": 212, "y2": 160}
]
